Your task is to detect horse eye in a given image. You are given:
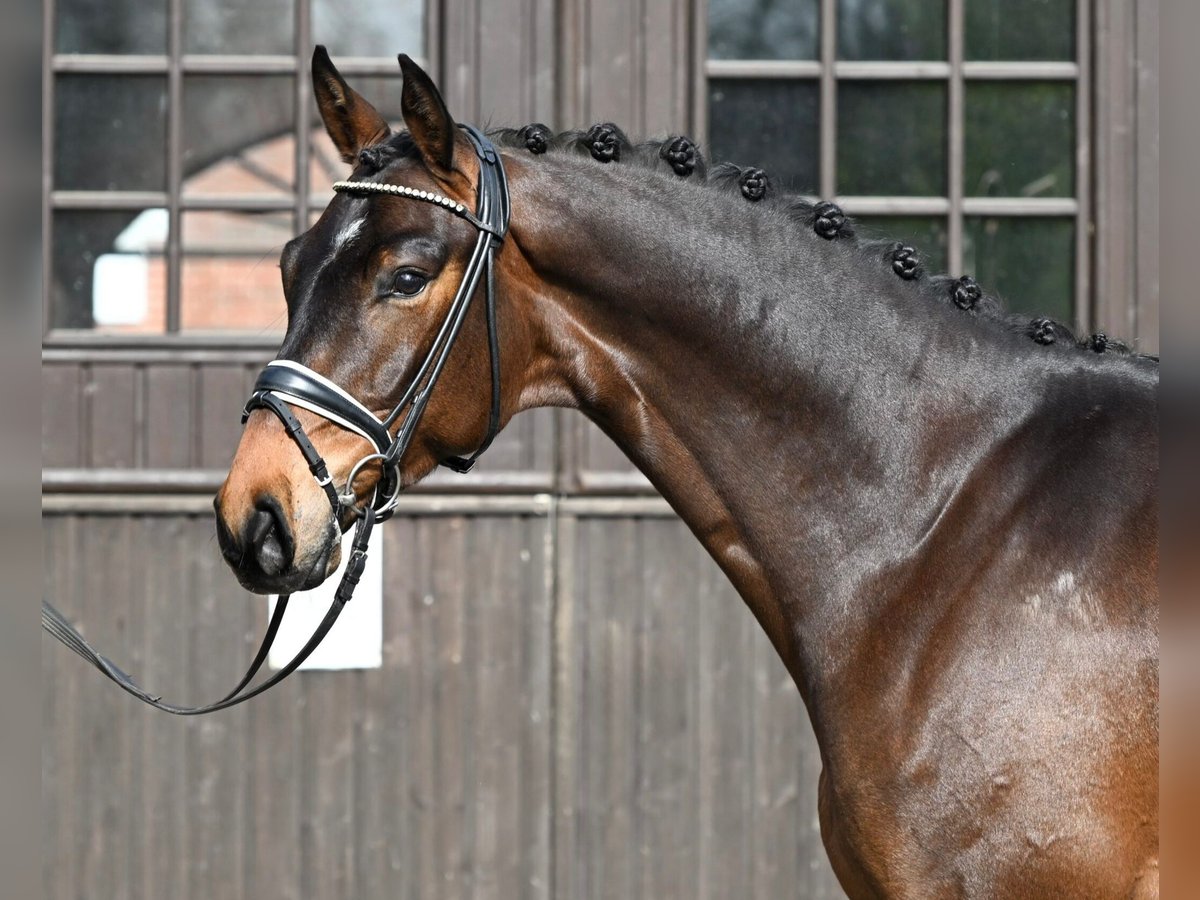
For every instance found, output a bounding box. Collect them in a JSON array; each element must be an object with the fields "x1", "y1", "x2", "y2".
[{"x1": 390, "y1": 269, "x2": 429, "y2": 297}]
